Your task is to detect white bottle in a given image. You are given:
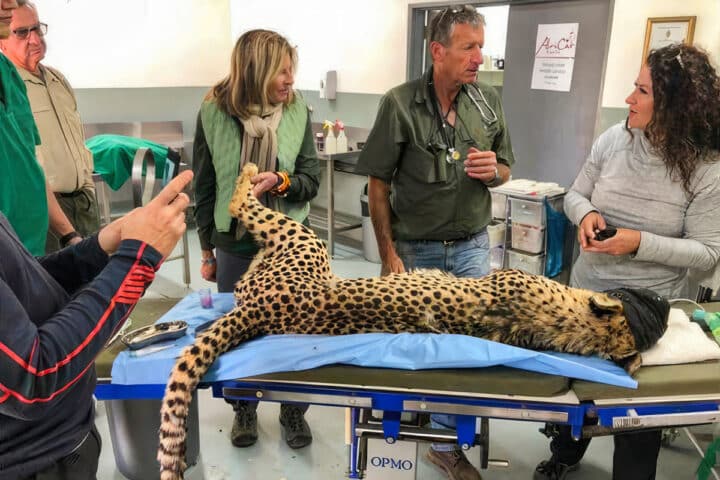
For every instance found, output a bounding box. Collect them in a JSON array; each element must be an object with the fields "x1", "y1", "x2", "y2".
[
  {"x1": 336, "y1": 126, "x2": 347, "y2": 153},
  {"x1": 325, "y1": 128, "x2": 337, "y2": 155}
]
